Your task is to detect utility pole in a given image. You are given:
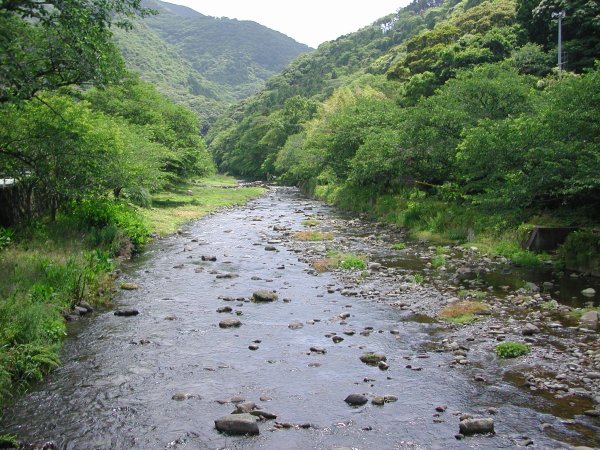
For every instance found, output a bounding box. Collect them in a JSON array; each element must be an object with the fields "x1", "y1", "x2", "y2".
[{"x1": 552, "y1": 10, "x2": 566, "y2": 74}]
